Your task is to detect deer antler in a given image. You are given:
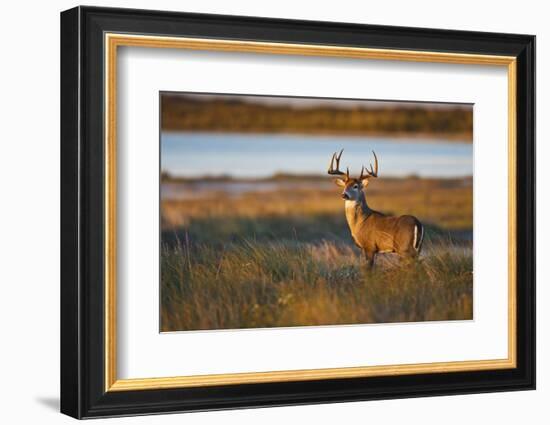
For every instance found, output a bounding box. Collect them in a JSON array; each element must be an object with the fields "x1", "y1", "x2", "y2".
[
  {"x1": 327, "y1": 149, "x2": 349, "y2": 180},
  {"x1": 359, "y1": 150, "x2": 379, "y2": 180}
]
